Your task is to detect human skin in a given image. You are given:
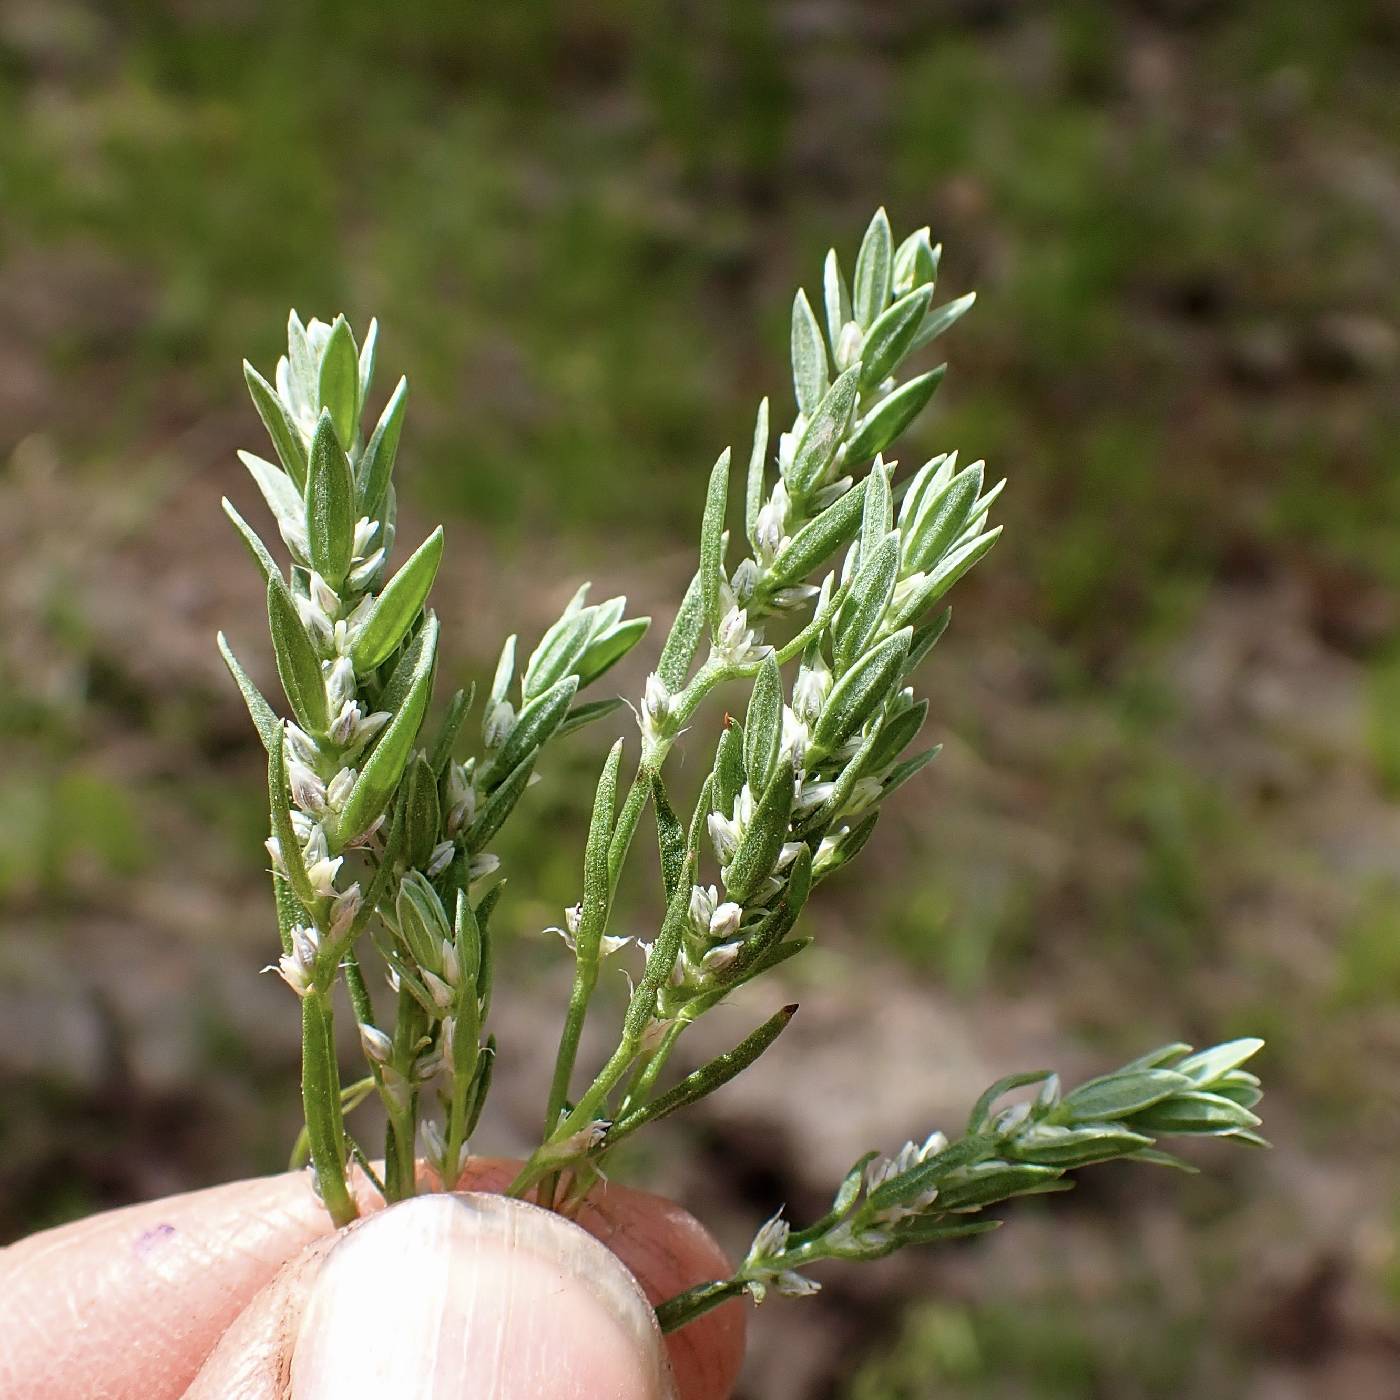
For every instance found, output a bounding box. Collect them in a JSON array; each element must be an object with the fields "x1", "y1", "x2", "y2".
[{"x1": 0, "y1": 1159, "x2": 745, "y2": 1399}]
